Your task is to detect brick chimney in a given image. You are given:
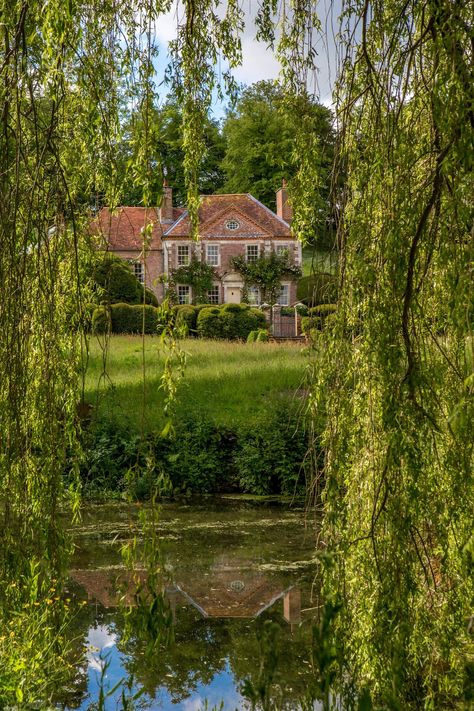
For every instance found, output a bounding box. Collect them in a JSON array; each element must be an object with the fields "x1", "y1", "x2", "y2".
[
  {"x1": 159, "y1": 180, "x2": 174, "y2": 223},
  {"x1": 276, "y1": 179, "x2": 292, "y2": 222}
]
